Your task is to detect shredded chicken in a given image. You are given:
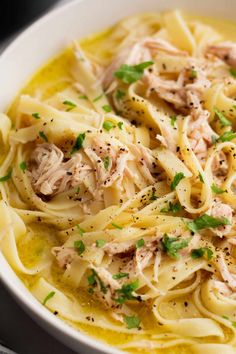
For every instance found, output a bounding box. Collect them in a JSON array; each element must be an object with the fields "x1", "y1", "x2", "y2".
[
  {"x1": 217, "y1": 253, "x2": 236, "y2": 290},
  {"x1": 52, "y1": 246, "x2": 77, "y2": 269},
  {"x1": 208, "y1": 200, "x2": 233, "y2": 237},
  {"x1": 207, "y1": 41, "x2": 236, "y2": 69},
  {"x1": 29, "y1": 143, "x2": 92, "y2": 196}
]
